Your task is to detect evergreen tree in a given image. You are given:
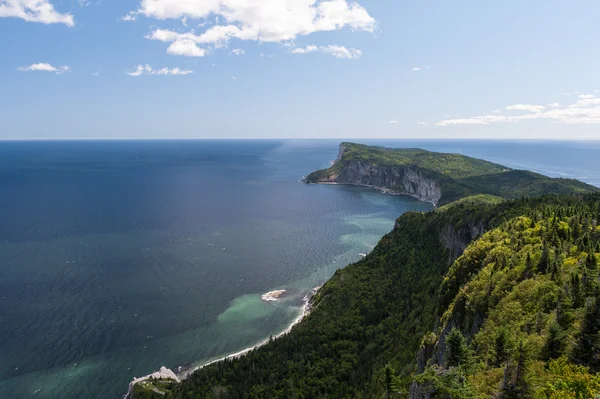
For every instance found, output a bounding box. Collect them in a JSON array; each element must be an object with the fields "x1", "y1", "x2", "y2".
[
  {"x1": 494, "y1": 327, "x2": 512, "y2": 367},
  {"x1": 383, "y1": 365, "x2": 392, "y2": 399},
  {"x1": 573, "y1": 290, "x2": 600, "y2": 371},
  {"x1": 582, "y1": 267, "x2": 597, "y2": 298},
  {"x1": 538, "y1": 244, "x2": 549, "y2": 274},
  {"x1": 445, "y1": 328, "x2": 471, "y2": 369},
  {"x1": 525, "y1": 253, "x2": 534, "y2": 278},
  {"x1": 556, "y1": 289, "x2": 574, "y2": 330},
  {"x1": 572, "y1": 273, "x2": 583, "y2": 308},
  {"x1": 587, "y1": 252, "x2": 598, "y2": 270},
  {"x1": 542, "y1": 322, "x2": 565, "y2": 361},
  {"x1": 502, "y1": 341, "x2": 531, "y2": 399}
]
